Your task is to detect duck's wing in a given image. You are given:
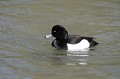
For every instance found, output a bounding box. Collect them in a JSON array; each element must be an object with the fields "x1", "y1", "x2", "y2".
[
  {"x1": 79, "y1": 36, "x2": 94, "y2": 41},
  {"x1": 67, "y1": 35, "x2": 95, "y2": 44},
  {"x1": 79, "y1": 36, "x2": 99, "y2": 47}
]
